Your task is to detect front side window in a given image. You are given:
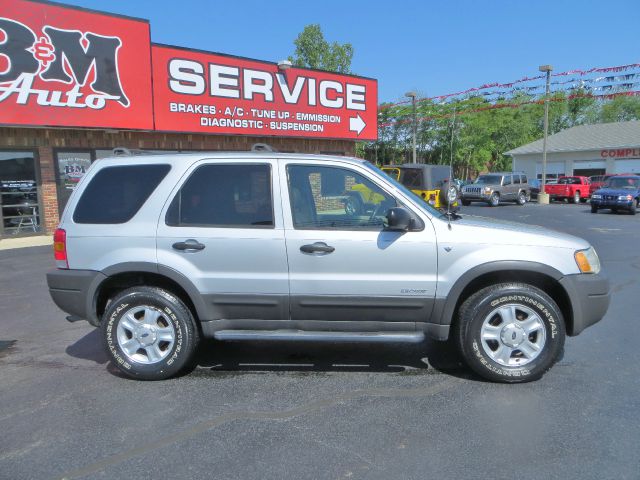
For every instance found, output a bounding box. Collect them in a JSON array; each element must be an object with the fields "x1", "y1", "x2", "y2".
[
  {"x1": 166, "y1": 164, "x2": 273, "y2": 228},
  {"x1": 513, "y1": 175, "x2": 521, "y2": 184},
  {"x1": 287, "y1": 165, "x2": 397, "y2": 230},
  {"x1": 502, "y1": 175, "x2": 512, "y2": 186}
]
